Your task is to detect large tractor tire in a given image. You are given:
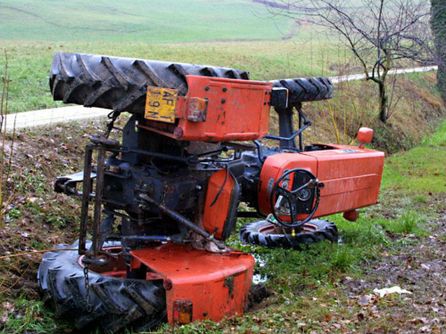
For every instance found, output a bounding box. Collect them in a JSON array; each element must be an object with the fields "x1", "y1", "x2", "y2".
[
  {"x1": 240, "y1": 219, "x2": 338, "y2": 248},
  {"x1": 49, "y1": 52, "x2": 250, "y2": 114},
  {"x1": 37, "y1": 241, "x2": 166, "y2": 334},
  {"x1": 50, "y1": 52, "x2": 333, "y2": 115},
  {"x1": 271, "y1": 77, "x2": 333, "y2": 105}
]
